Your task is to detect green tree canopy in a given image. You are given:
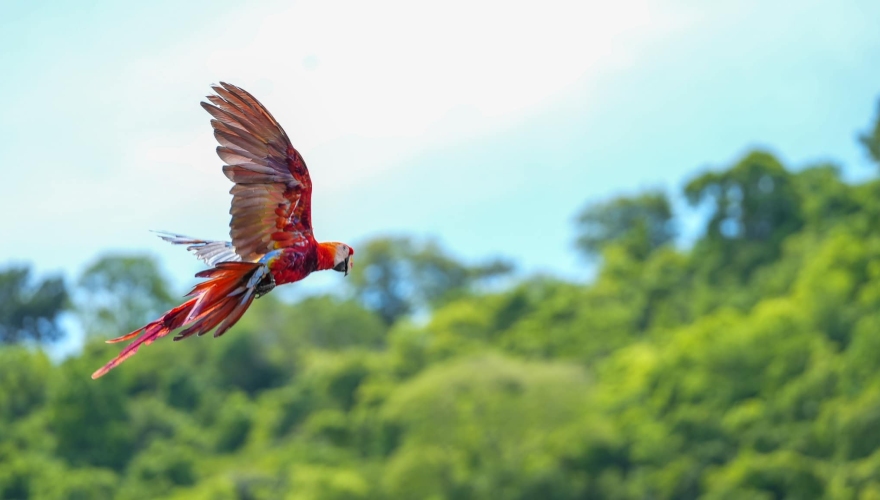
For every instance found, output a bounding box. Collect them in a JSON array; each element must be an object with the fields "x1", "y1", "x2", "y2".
[
  {"x1": 348, "y1": 236, "x2": 513, "y2": 324},
  {"x1": 685, "y1": 151, "x2": 803, "y2": 282},
  {"x1": 76, "y1": 255, "x2": 176, "y2": 336},
  {"x1": 0, "y1": 265, "x2": 67, "y2": 343},
  {"x1": 574, "y1": 191, "x2": 675, "y2": 260},
  {"x1": 860, "y1": 99, "x2": 880, "y2": 166}
]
